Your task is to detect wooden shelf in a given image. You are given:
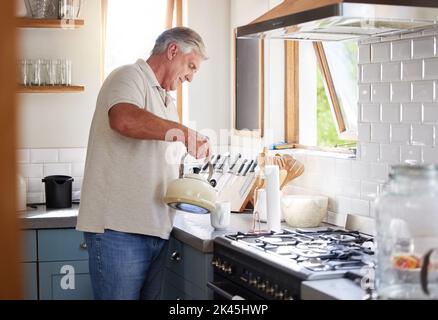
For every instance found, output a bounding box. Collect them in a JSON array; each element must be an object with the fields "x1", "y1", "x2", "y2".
[
  {"x1": 17, "y1": 18, "x2": 84, "y2": 29},
  {"x1": 17, "y1": 85, "x2": 85, "y2": 93}
]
